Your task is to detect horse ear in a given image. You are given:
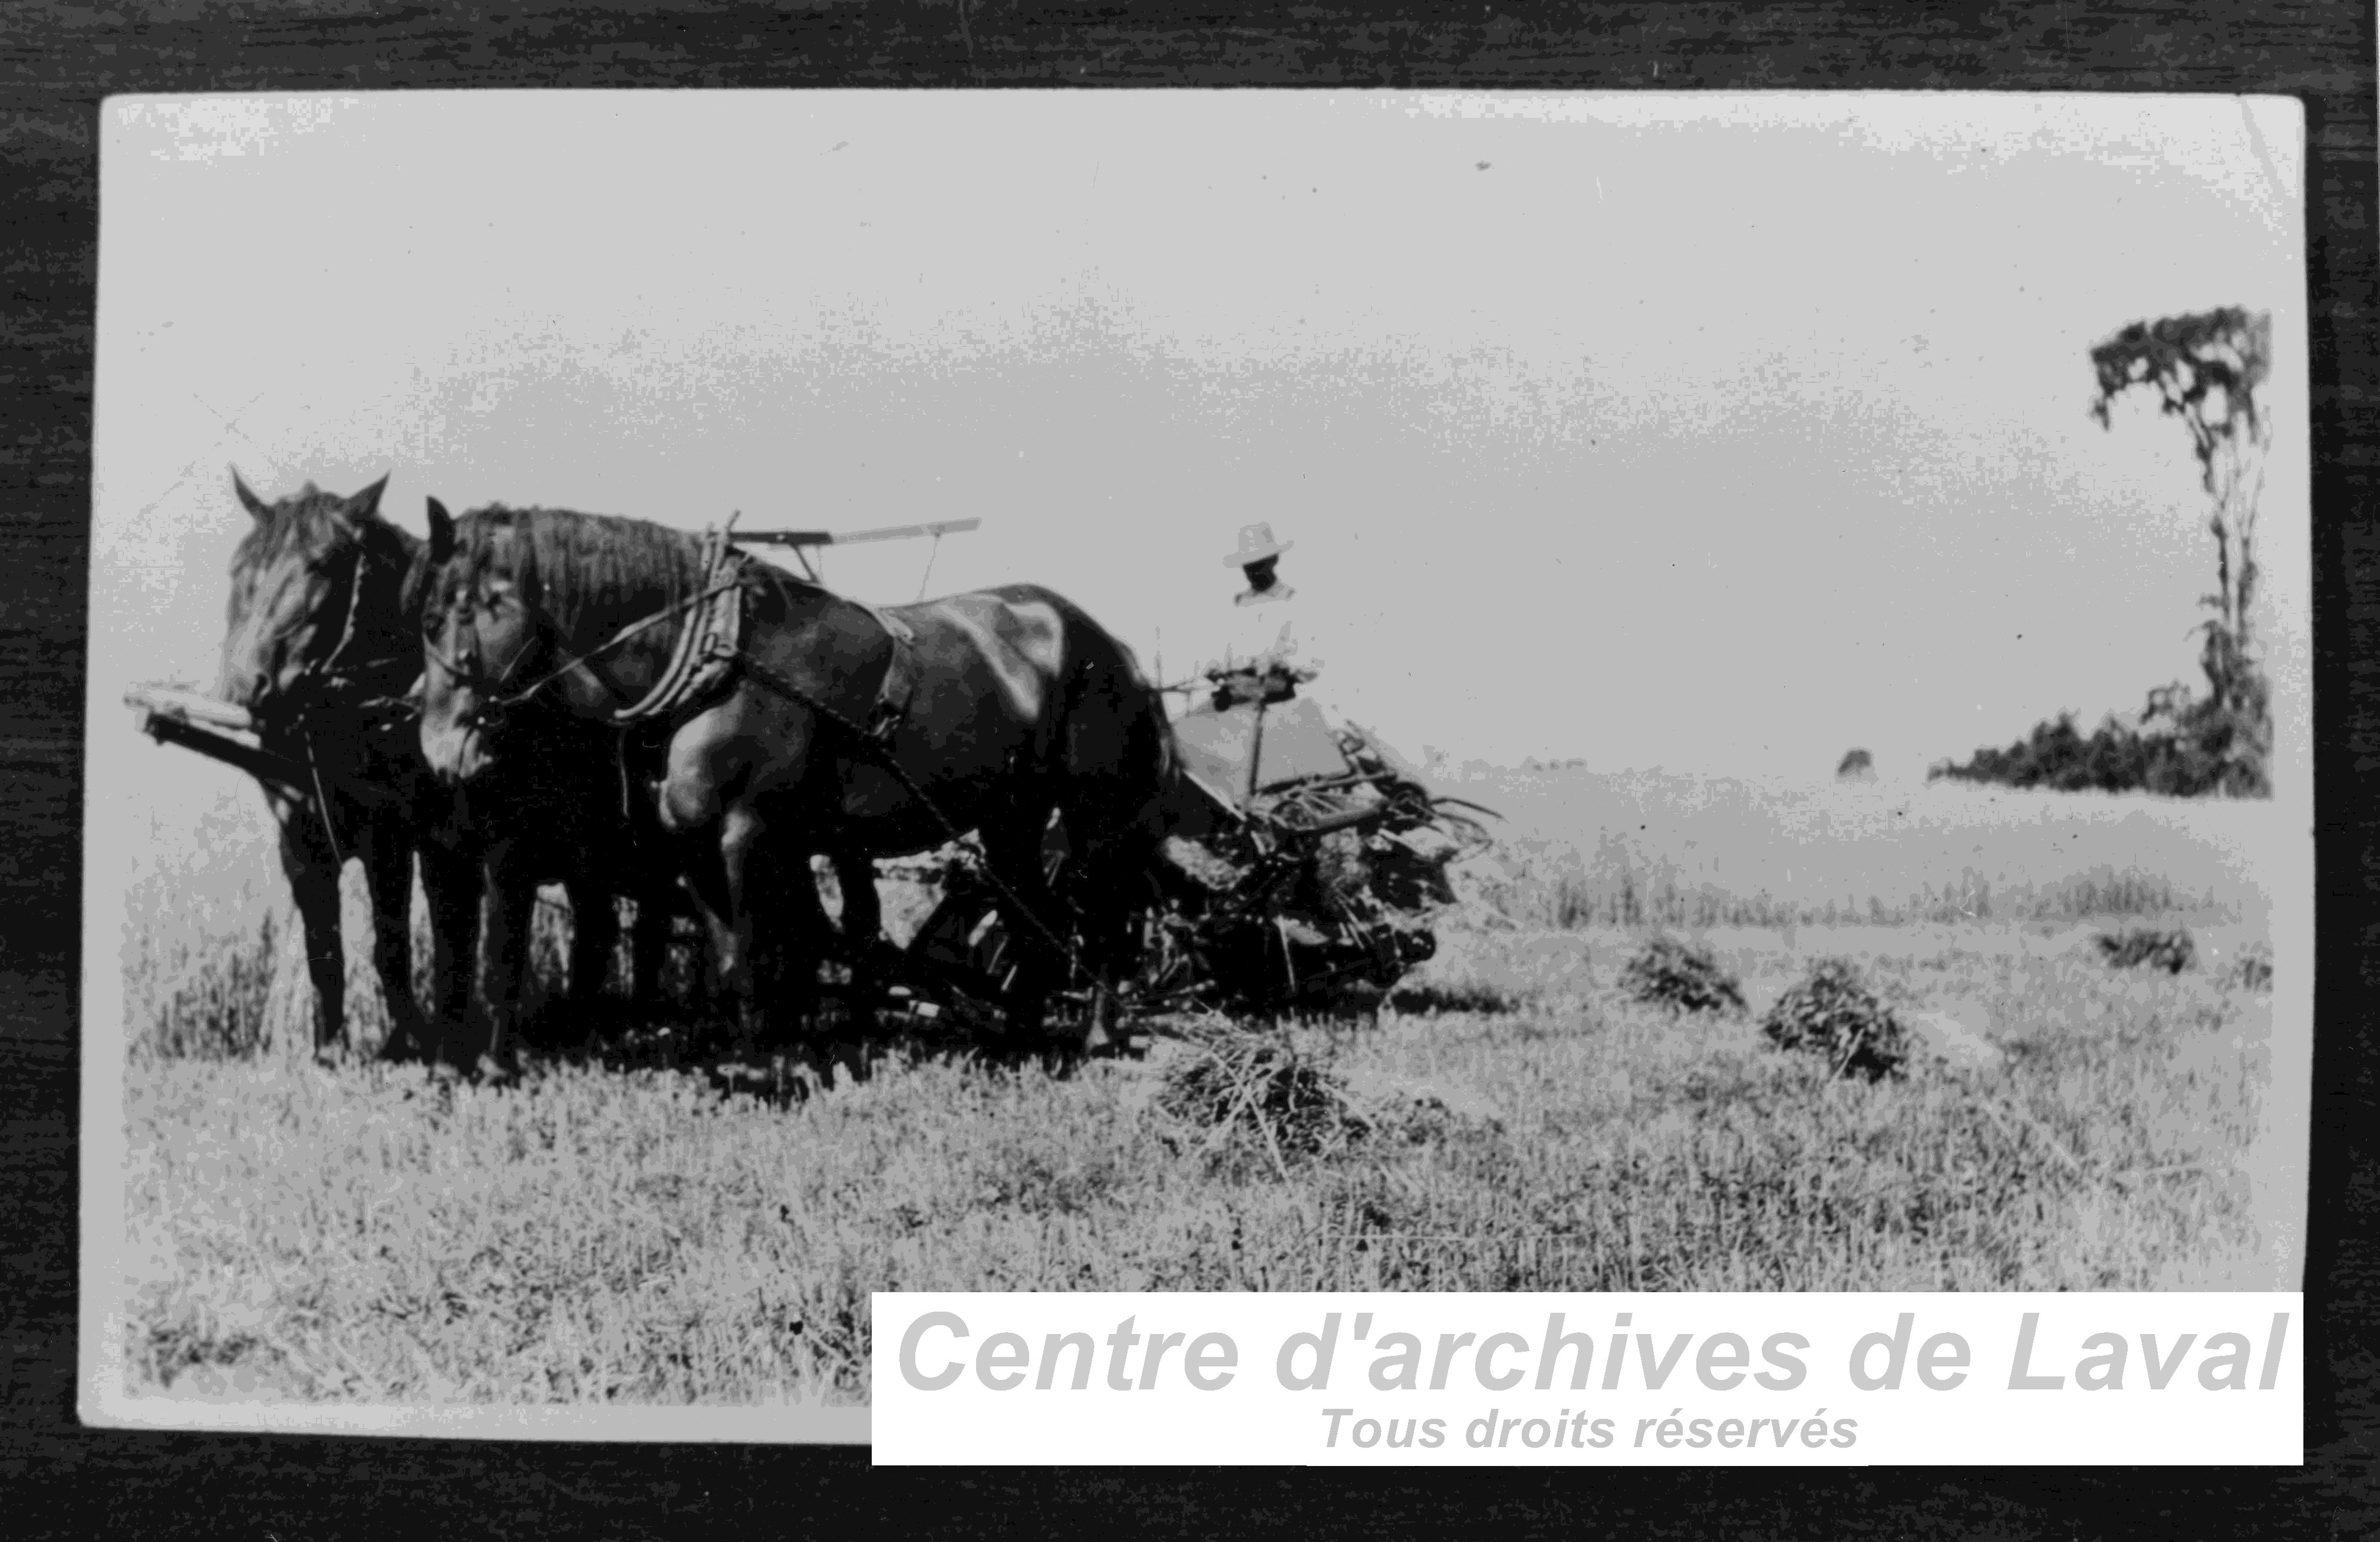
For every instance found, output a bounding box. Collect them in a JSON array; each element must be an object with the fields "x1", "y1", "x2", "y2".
[
  {"x1": 348, "y1": 474, "x2": 391, "y2": 523},
  {"x1": 230, "y1": 468, "x2": 272, "y2": 521},
  {"x1": 426, "y1": 497, "x2": 455, "y2": 567}
]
